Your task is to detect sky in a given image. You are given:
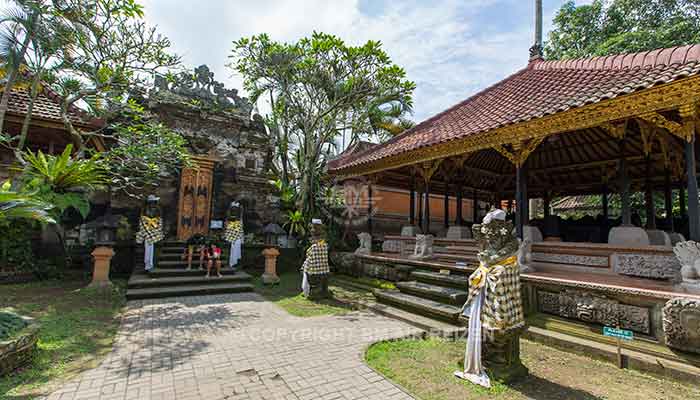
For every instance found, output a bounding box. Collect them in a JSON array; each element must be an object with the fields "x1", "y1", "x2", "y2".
[{"x1": 139, "y1": 0, "x2": 592, "y2": 125}]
